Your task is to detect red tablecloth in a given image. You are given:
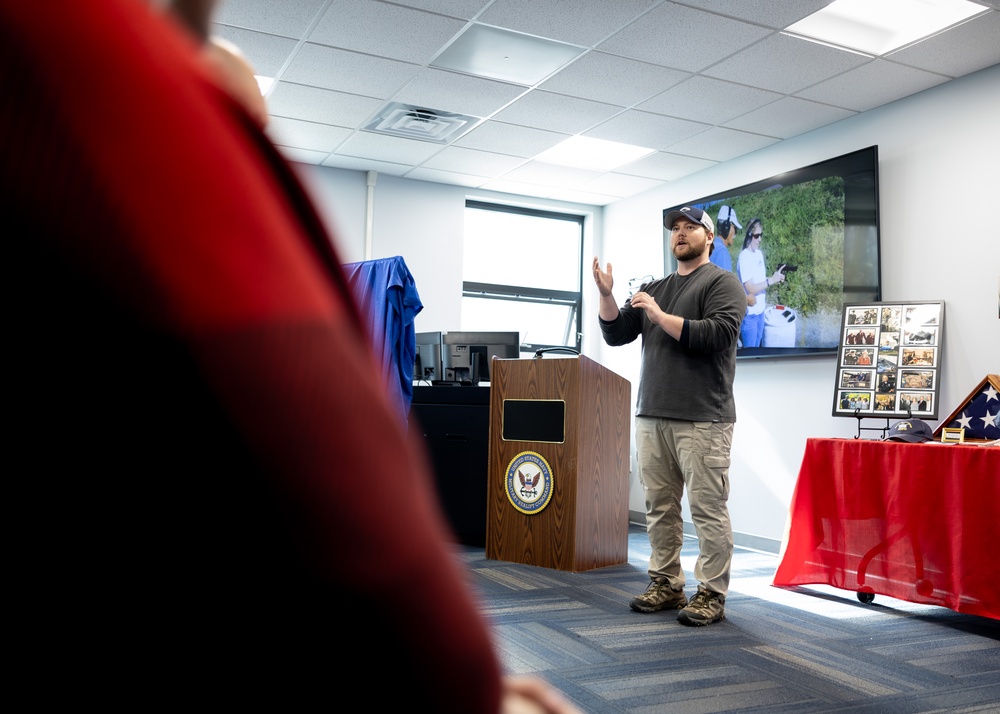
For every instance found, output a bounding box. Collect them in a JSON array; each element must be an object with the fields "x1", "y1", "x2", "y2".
[{"x1": 772, "y1": 437, "x2": 999, "y2": 619}]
